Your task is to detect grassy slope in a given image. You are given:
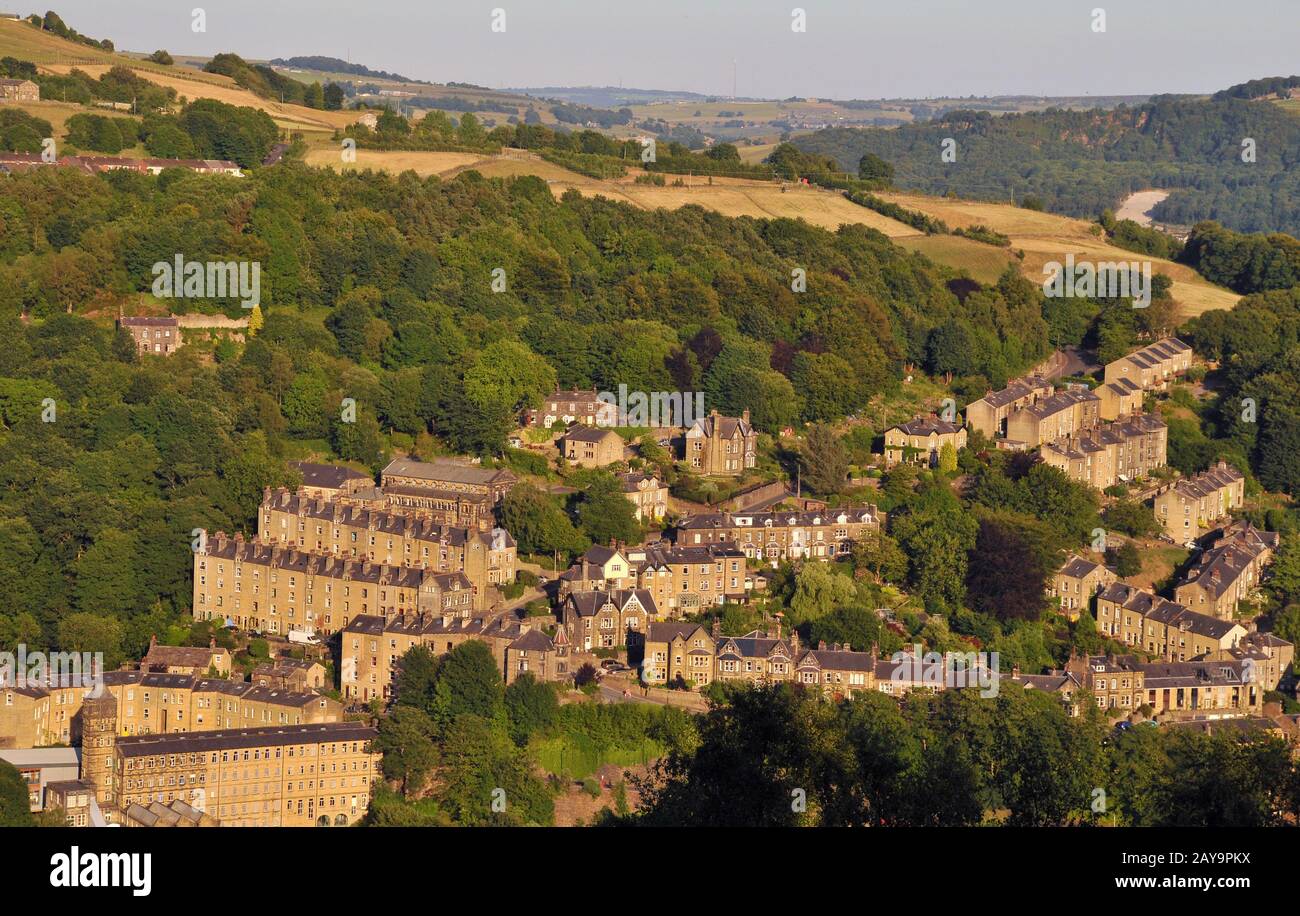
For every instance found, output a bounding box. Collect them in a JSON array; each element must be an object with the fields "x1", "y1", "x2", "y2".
[
  {"x1": 877, "y1": 192, "x2": 1239, "y2": 317},
  {"x1": 0, "y1": 19, "x2": 358, "y2": 132}
]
